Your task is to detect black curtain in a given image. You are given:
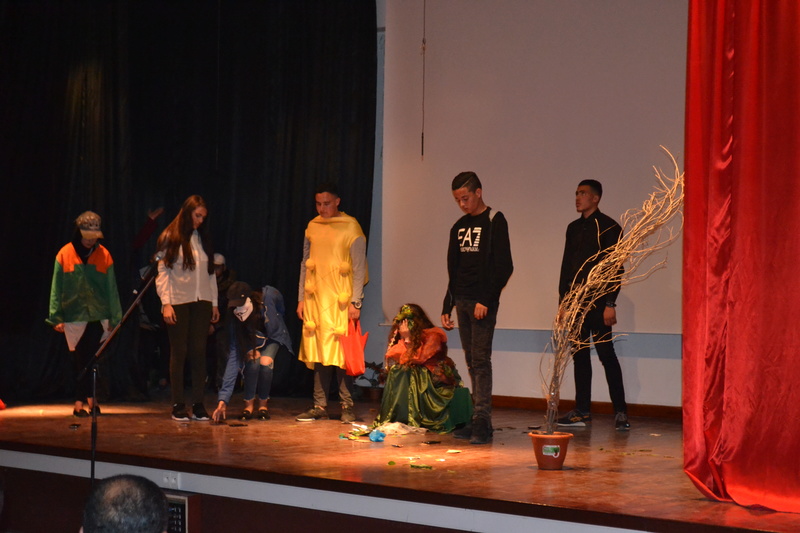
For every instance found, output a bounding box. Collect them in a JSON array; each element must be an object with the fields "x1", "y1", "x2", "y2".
[{"x1": 0, "y1": 0, "x2": 376, "y2": 402}]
